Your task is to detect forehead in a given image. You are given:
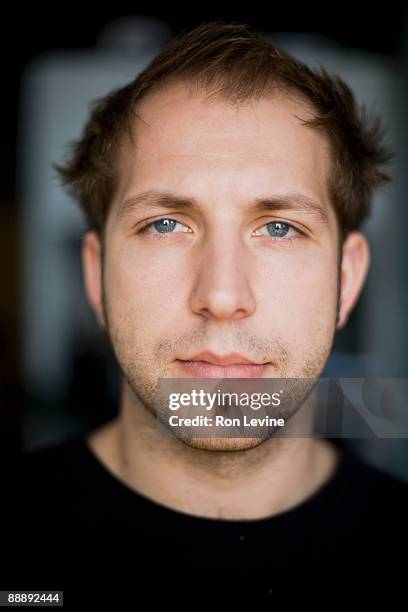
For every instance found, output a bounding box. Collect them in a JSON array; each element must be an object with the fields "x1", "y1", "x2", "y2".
[{"x1": 113, "y1": 81, "x2": 333, "y2": 216}]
